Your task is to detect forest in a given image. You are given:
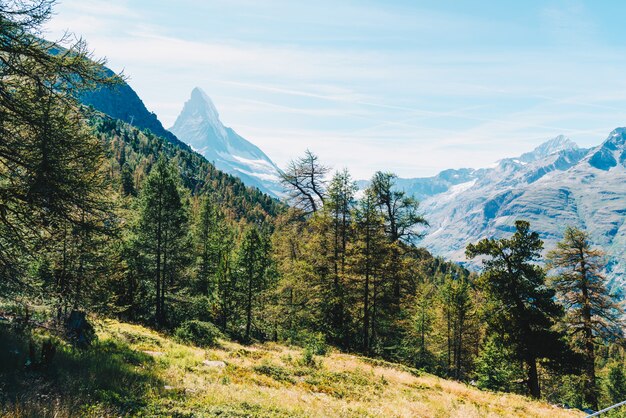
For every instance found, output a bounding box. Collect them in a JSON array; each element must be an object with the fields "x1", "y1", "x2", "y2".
[{"x1": 1, "y1": 1, "x2": 625, "y2": 416}]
